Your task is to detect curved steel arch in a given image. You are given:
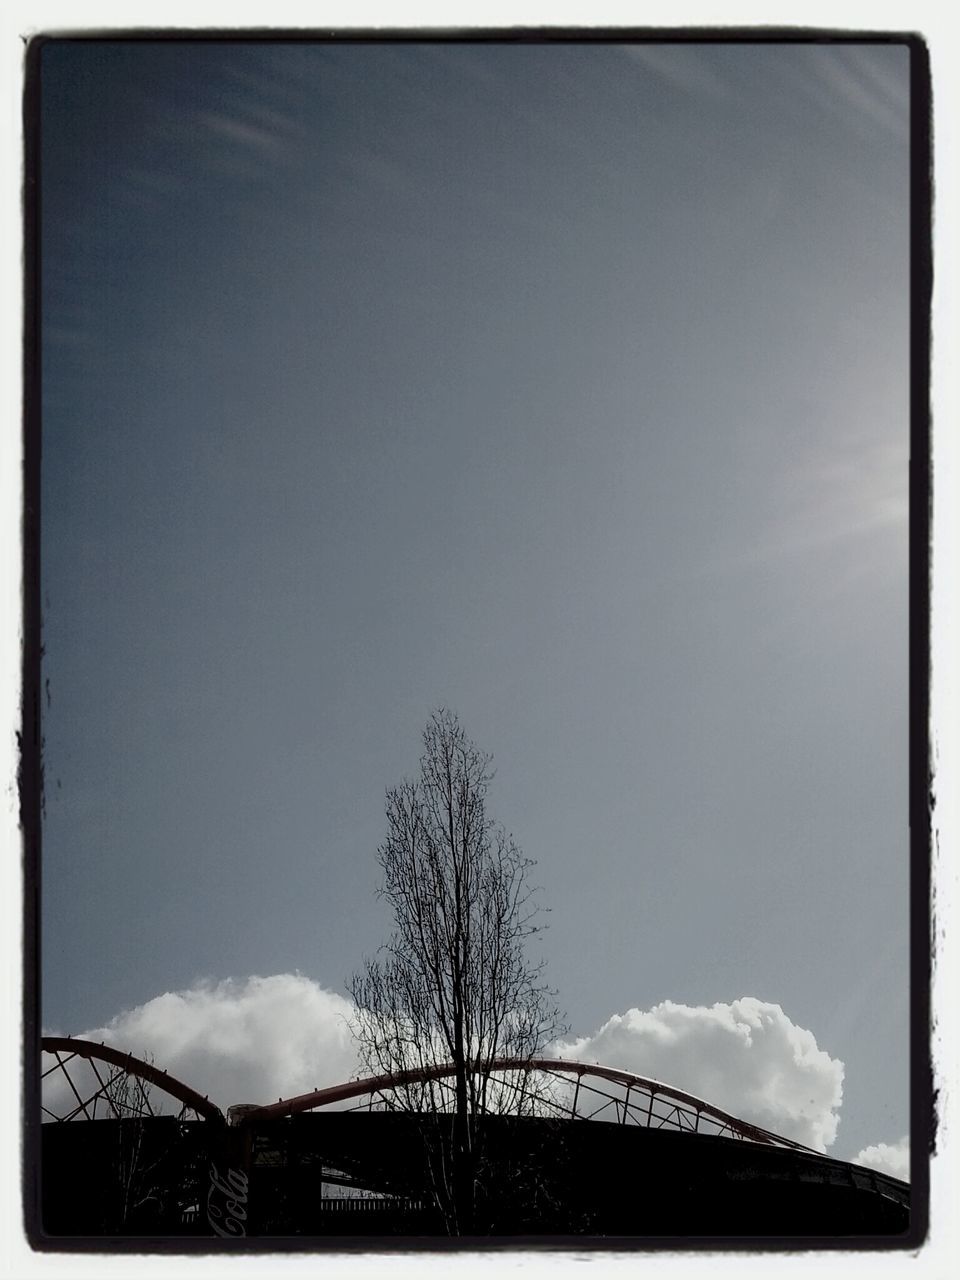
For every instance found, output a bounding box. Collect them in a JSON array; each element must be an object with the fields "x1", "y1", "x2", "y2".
[
  {"x1": 238, "y1": 1057, "x2": 818, "y2": 1153},
  {"x1": 41, "y1": 1036, "x2": 225, "y2": 1124}
]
